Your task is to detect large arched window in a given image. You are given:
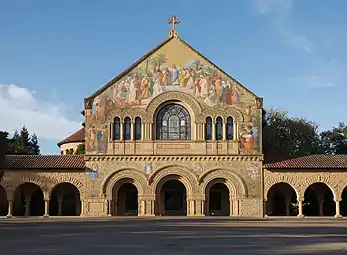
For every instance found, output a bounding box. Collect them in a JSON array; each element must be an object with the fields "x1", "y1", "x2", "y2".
[
  {"x1": 226, "y1": 117, "x2": 234, "y2": 140},
  {"x1": 216, "y1": 116, "x2": 223, "y2": 140},
  {"x1": 124, "y1": 117, "x2": 131, "y2": 140},
  {"x1": 113, "y1": 117, "x2": 120, "y2": 140},
  {"x1": 134, "y1": 117, "x2": 141, "y2": 140},
  {"x1": 156, "y1": 104, "x2": 191, "y2": 140},
  {"x1": 205, "y1": 117, "x2": 212, "y2": 140}
]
